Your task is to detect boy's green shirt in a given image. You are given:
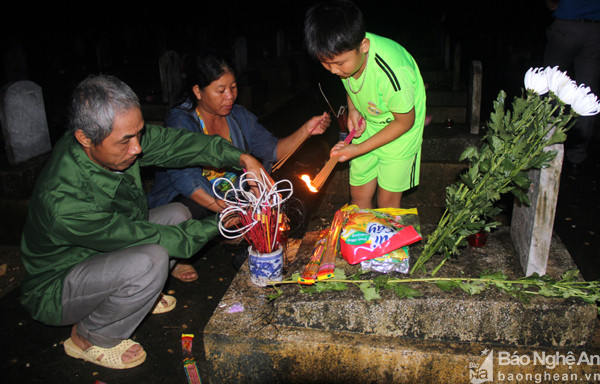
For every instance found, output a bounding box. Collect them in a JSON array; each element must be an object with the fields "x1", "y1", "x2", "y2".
[
  {"x1": 344, "y1": 32, "x2": 426, "y2": 160},
  {"x1": 20, "y1": 124, "x2": 244, "y2": 325}
]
